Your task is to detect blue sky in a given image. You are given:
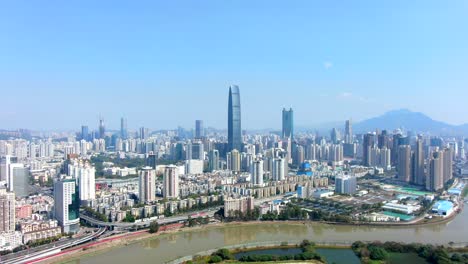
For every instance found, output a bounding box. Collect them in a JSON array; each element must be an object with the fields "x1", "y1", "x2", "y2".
[{"x1": 1, "y1": 0, "x2": 467, "y2": 131}]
